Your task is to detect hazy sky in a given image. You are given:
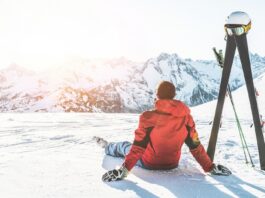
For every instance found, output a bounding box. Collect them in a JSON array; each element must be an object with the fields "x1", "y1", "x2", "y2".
[{"x1": 0, "y1": 0, "x2": 264, "y2": 70}]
